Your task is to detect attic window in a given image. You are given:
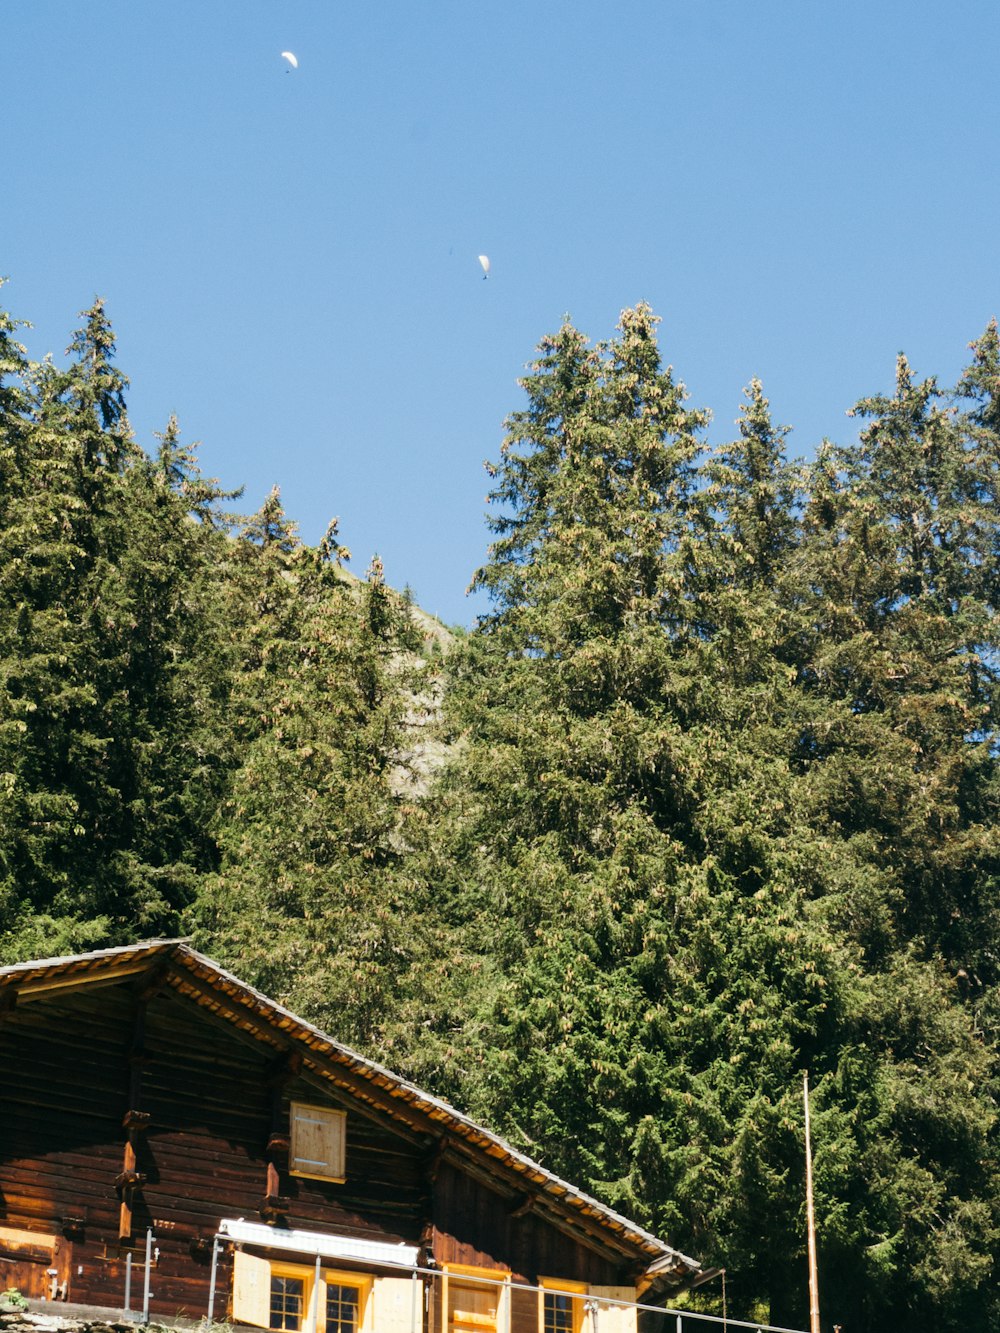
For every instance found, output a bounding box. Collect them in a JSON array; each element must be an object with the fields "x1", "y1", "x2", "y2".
[{"x1": 290, "y1": 1103, "x2": 346, "y2": 1182}]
